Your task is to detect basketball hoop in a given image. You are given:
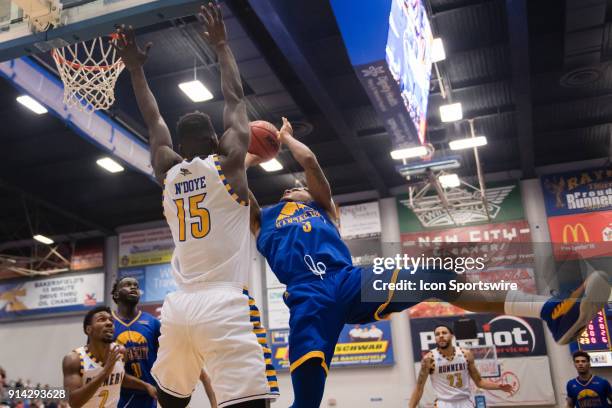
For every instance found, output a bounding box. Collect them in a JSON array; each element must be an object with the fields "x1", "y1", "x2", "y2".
[{"x1": 52, "y1": 34, "x2": 125, "y2": 112}]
